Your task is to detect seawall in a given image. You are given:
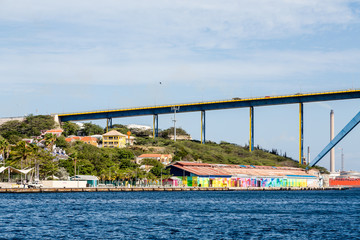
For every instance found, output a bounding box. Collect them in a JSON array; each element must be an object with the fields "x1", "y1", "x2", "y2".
[{"x1": 0, "y1": 186, "x2": 348, "y2": 193}]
